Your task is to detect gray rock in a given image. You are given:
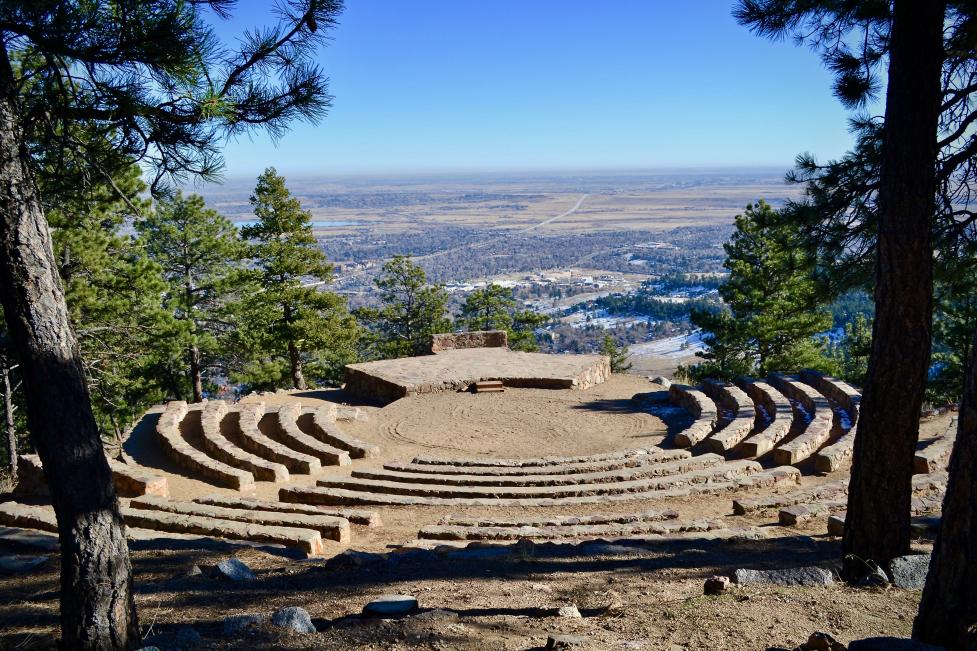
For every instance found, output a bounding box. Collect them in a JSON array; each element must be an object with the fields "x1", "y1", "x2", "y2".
[
  {"x1": 135, "y1": 647, "x2": 162, "y2": 651},
  {"x1": 271, "y1": 606, "x2": 316, "y2": 634},
  {"x1": 557, "y1": 604, "x2": 582, "y2": 618},
  {"x1": 547, "y1": 634, "x2": 588, "y2": 649},
  {"x1": 212, "y1": 558, "x2": 255, "y2": 582},
  {"x1": 732, "y1": 566, "x2": 834, "y2": 587},
  {"x1": 362, "y1": 594, "x2": 419, "y2": 617},
  {"x1": 221, "y1": 613, "x2": 266, "y2": 635},
  {"x1": 651, "y1": 376, "x2": 671, "y2": 388},
  {"x1": 173, "y1": 626, "x2": 202, "y2": 647},
  {"x1": 848, "y1": 637, "x2": 946, "y2": 651},
  {"x1": 888, "y1": 554, "x2": 931, "y2": 590},
  {"x1": 186, "y1": 564, "x2": 203, "y2": 577}
]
